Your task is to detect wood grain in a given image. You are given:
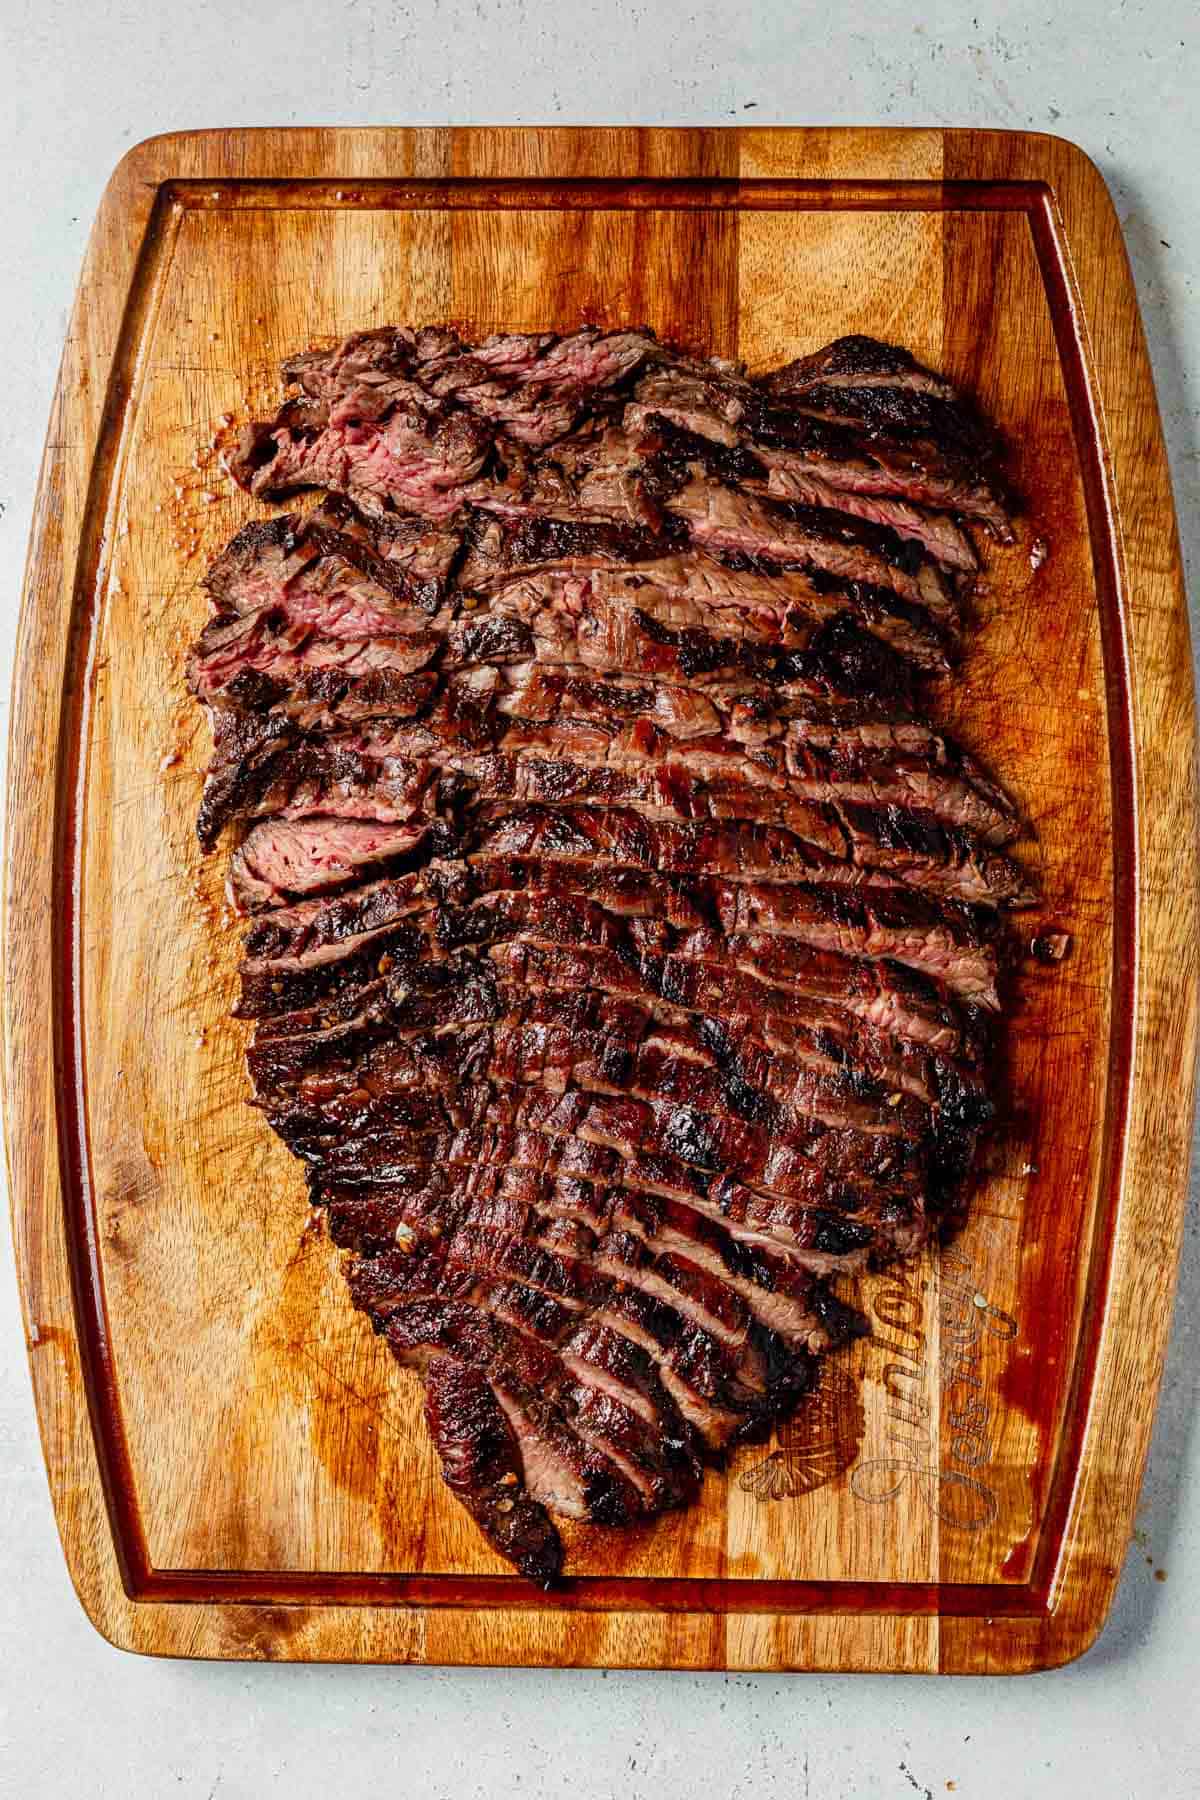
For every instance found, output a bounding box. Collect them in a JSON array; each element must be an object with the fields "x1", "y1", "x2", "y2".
[{"x1": 4, "y1": 127, "x2": 1195, "y2": 1672}]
